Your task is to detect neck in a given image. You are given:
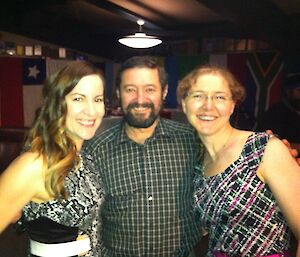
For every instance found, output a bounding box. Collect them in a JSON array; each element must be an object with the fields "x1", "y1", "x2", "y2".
[
  {"x1": 125, "y1": 119, "x2": 159, "y2": 144},
  {"x1": 74, "y1": 140, "x2": 83, "y2": 151},
  {"x1": 200, "y1": 126, "x2": 234, "y2": 161}
]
